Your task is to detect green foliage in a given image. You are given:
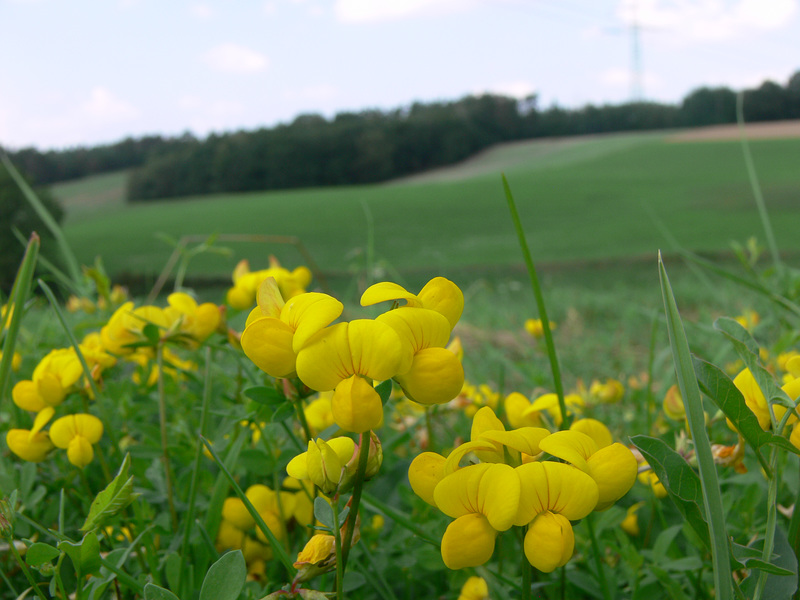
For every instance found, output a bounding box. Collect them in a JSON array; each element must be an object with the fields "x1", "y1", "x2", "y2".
[
  {"x1": 0, "y1": 160, "x2": 63, "y2": 292},
  {"x1": 81, "y1": 454, "x2": 138, "y2": 532}
]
